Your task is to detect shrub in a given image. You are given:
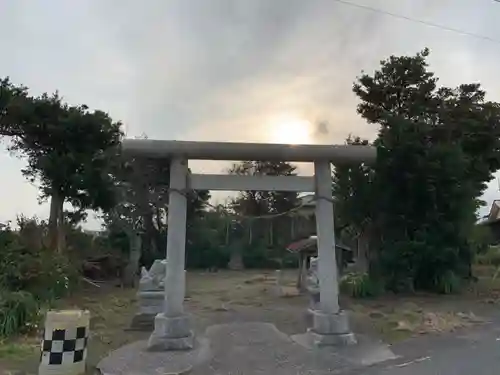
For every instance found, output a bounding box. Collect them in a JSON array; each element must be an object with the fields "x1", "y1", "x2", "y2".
[
  {"x1": 0, "y1": 219, "x2": 81, "y2": 337},
  {"x1": 0, "y1": 219, "x2": 80, "y2": 301},
  {"x1": 29, "y1": 249, "x2": 80, "y2": 301},
  {"x1": 0, "y1": 290, "x2": 40, "y2": 337},
  {"x1": 0, "y1": 240, "x2": 78, "y2": 301},
  {"x1": 475, "y1": 246, "x2": 500, "y2": 267},
  {"x1": 340, "y1": 272, "x2": 384, "y2": 298},
  {"x1": 434, "y1": 270, "x2": 462, "y2": 294},
  {"x1": 470, "y1": 225, "x2": 493, "y2": 255}
]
